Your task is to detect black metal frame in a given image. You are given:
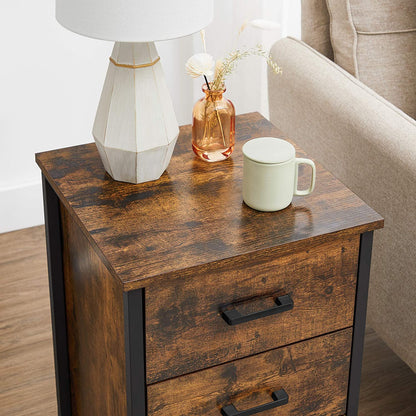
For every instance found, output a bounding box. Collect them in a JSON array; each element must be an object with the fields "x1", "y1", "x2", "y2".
[
  {"x1": 346, "y1": 231, "x2": 374, "y2": 415},
  {"x1": 42, "y1": 175, "x2": 72, "y2": 416},
  {"x1": 124, "y1": 289, "x2": 147, "y2": 416}
]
